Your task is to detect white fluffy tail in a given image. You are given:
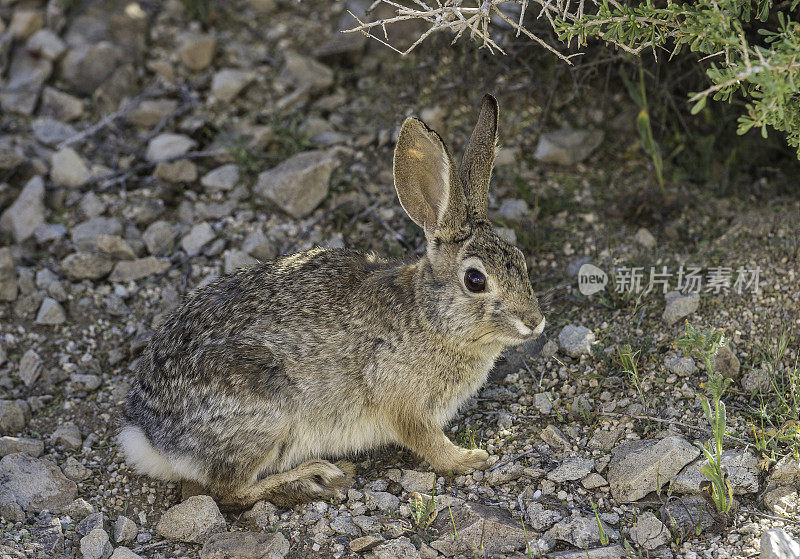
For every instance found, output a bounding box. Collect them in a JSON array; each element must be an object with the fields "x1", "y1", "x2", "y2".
[{"x1": 118, "y1": 424, "x2": 206, "y2": 484}]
